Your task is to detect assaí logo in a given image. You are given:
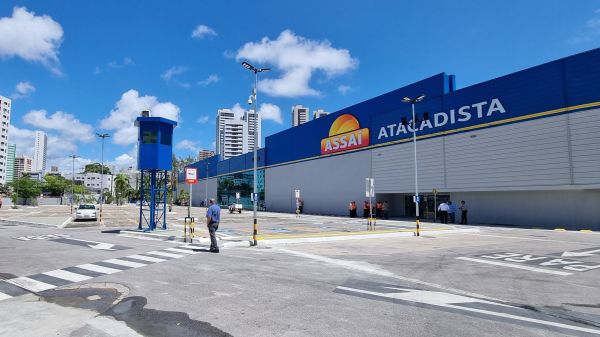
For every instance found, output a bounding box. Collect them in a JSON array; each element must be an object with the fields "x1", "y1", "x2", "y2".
[{"x1": 321, "y1": 114, "x2": 369, "y2": 155}]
